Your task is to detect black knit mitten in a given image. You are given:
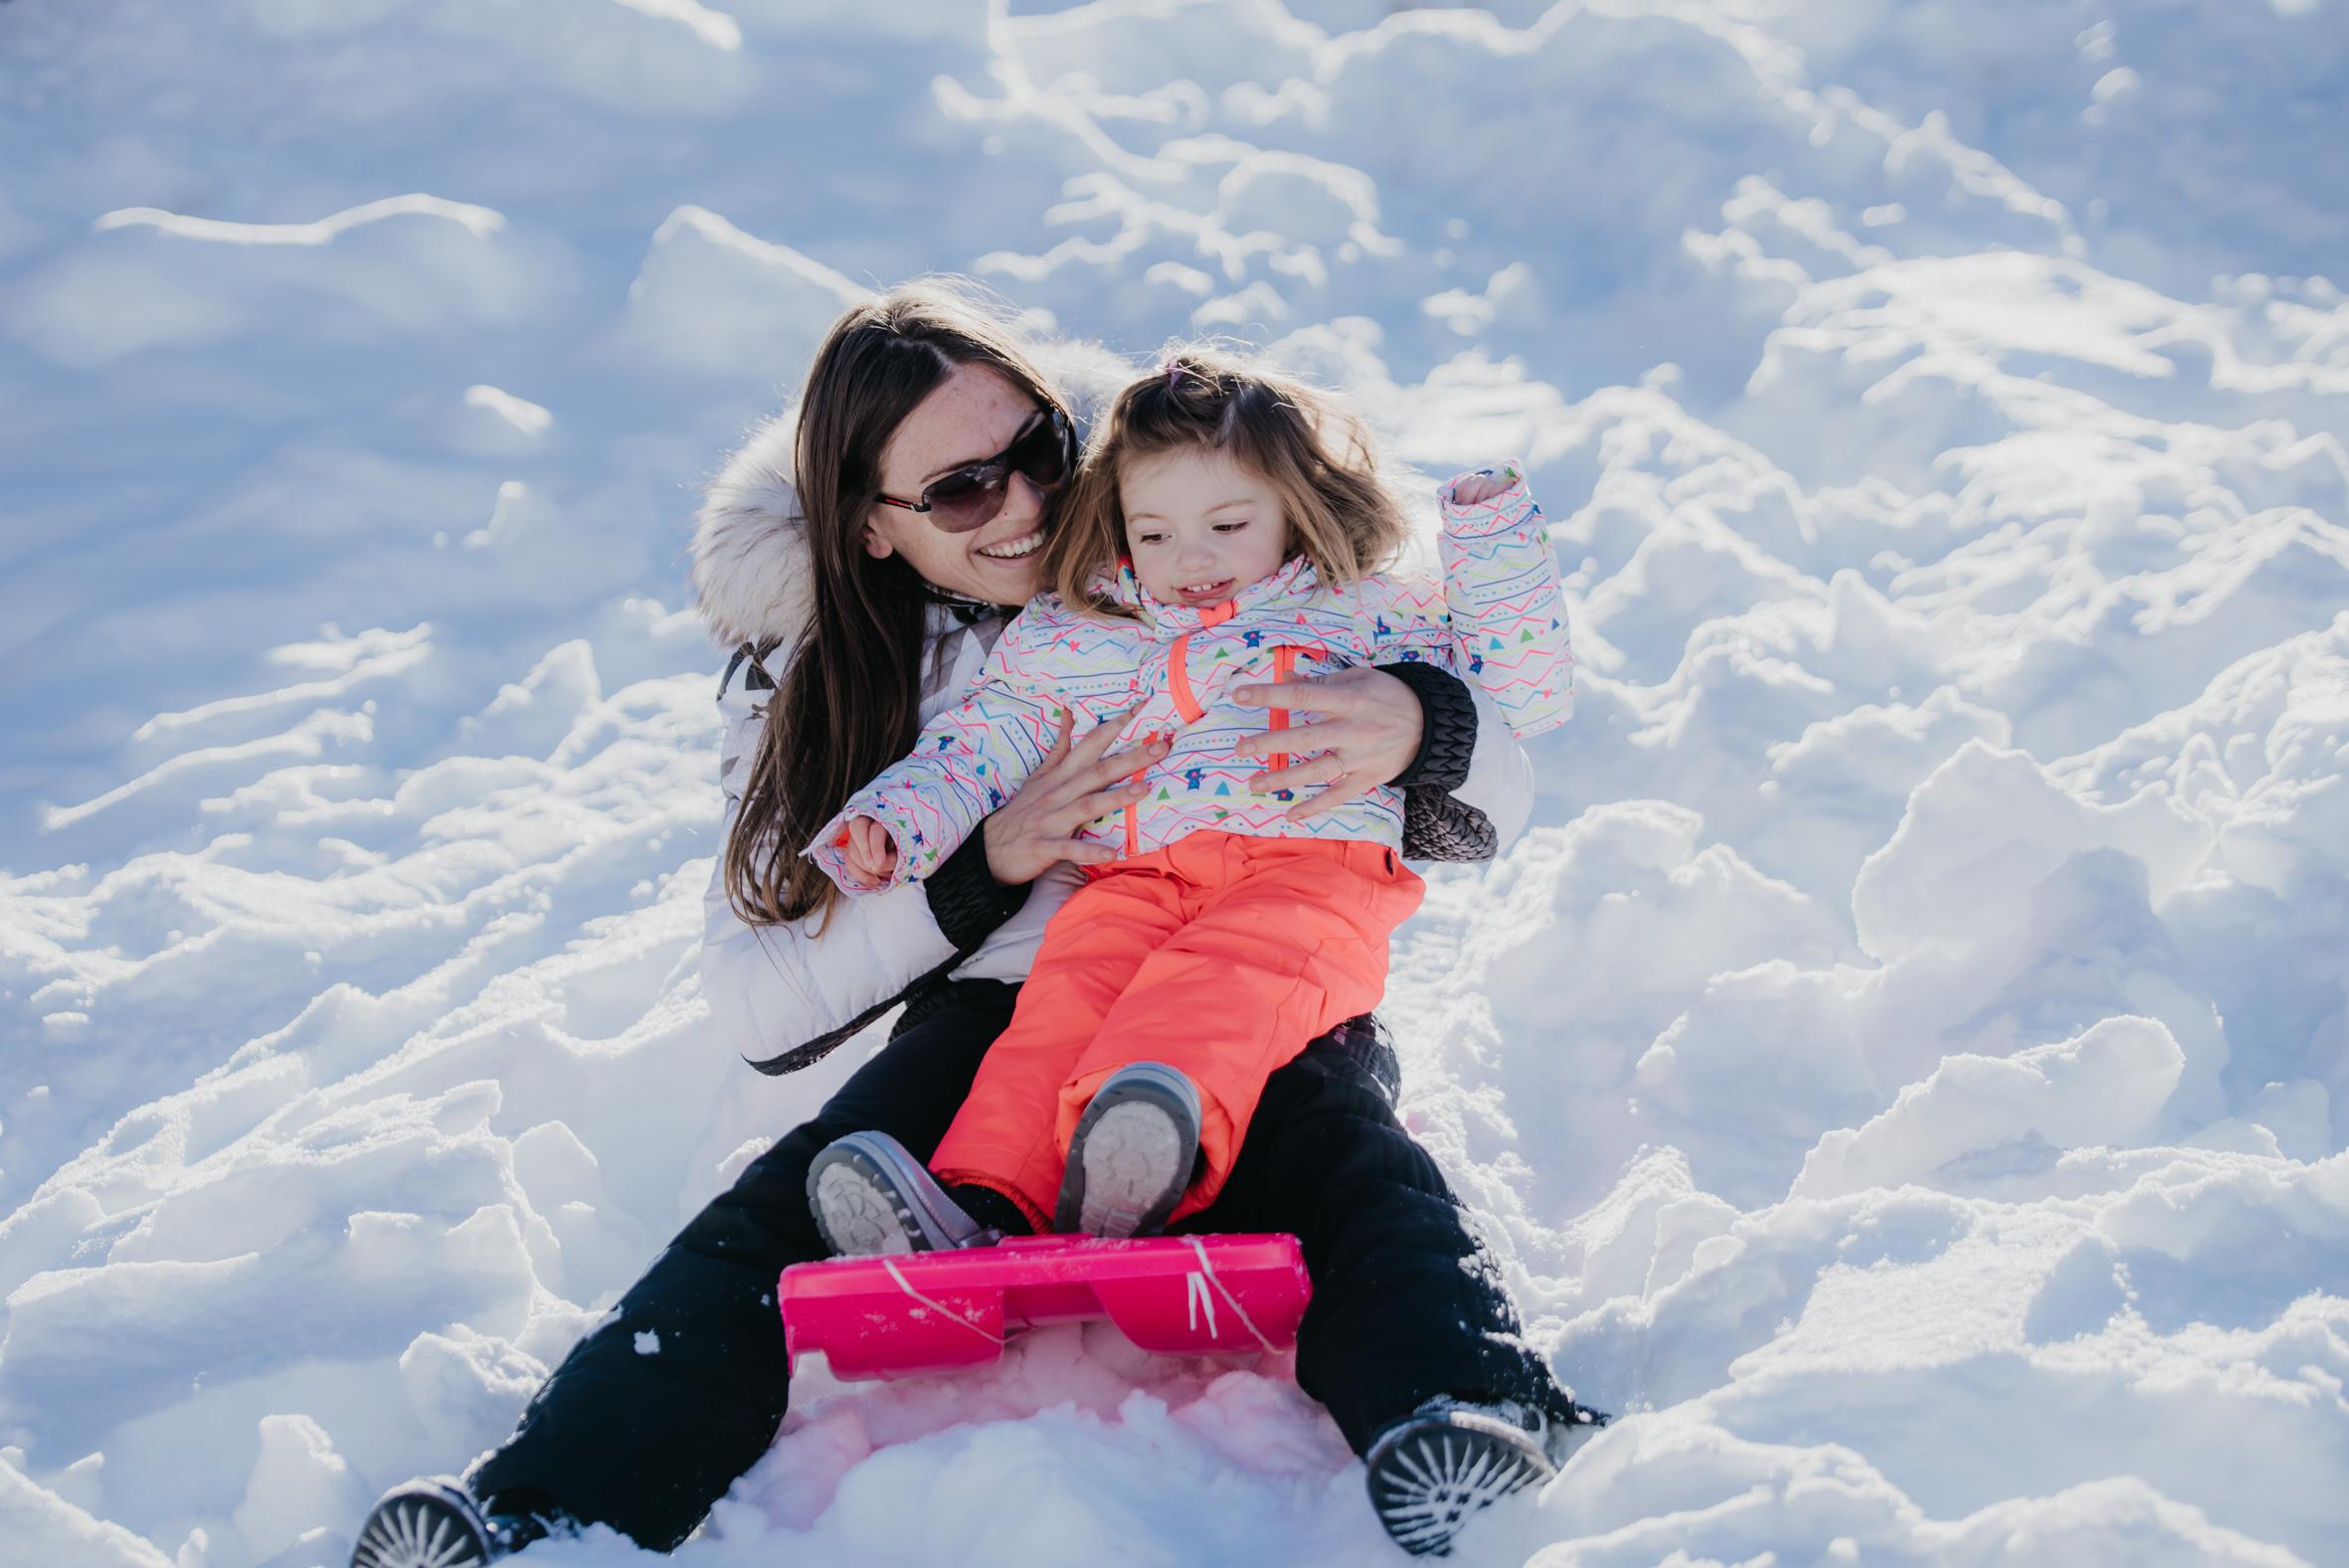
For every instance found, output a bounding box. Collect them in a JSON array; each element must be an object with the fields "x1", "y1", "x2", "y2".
[
  {"x1": 922, "y1": 828, "x2": 1031, "y2": 952},
  {"x1": 1378, "y1": 660, "x2": 1500, "y2": 862}
]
